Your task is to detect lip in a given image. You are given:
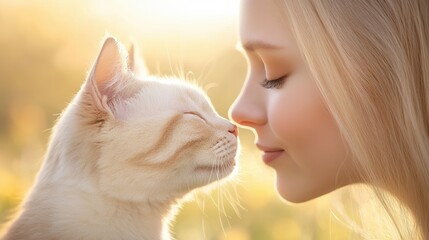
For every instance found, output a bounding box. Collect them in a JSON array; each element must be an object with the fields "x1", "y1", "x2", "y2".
[{"x1": 256, "y1": 143, "x2": 285, "y2": 164}]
